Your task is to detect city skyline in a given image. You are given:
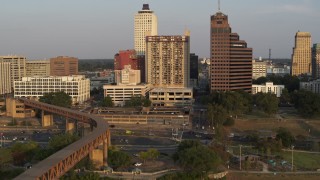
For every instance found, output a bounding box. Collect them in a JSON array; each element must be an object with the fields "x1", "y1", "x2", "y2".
[{"x1": 0, "y1": 0, "x2": 319, "y2": 59}]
